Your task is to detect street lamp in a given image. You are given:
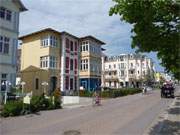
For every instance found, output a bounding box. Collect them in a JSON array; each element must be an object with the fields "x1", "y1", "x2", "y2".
[
  {"x1": 20, "y1": 81, "x2": 26, "y2": 96},
  {"x1": 41, "y1": 81, "x2": 48, "y2": 95},
  {"x1": 2, "y1": 81, "x2": 11, "y2": 104}
]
